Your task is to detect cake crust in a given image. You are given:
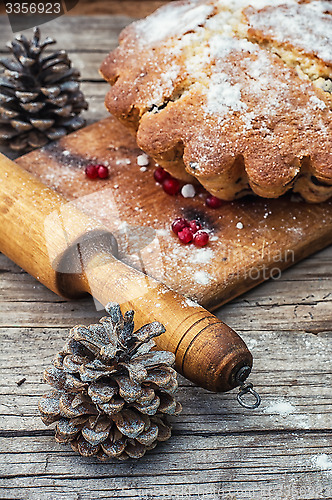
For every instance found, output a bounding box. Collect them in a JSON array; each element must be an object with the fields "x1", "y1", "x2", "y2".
[{"x1": 100, "y1": 0, "x2": 332, "y2": 202}]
